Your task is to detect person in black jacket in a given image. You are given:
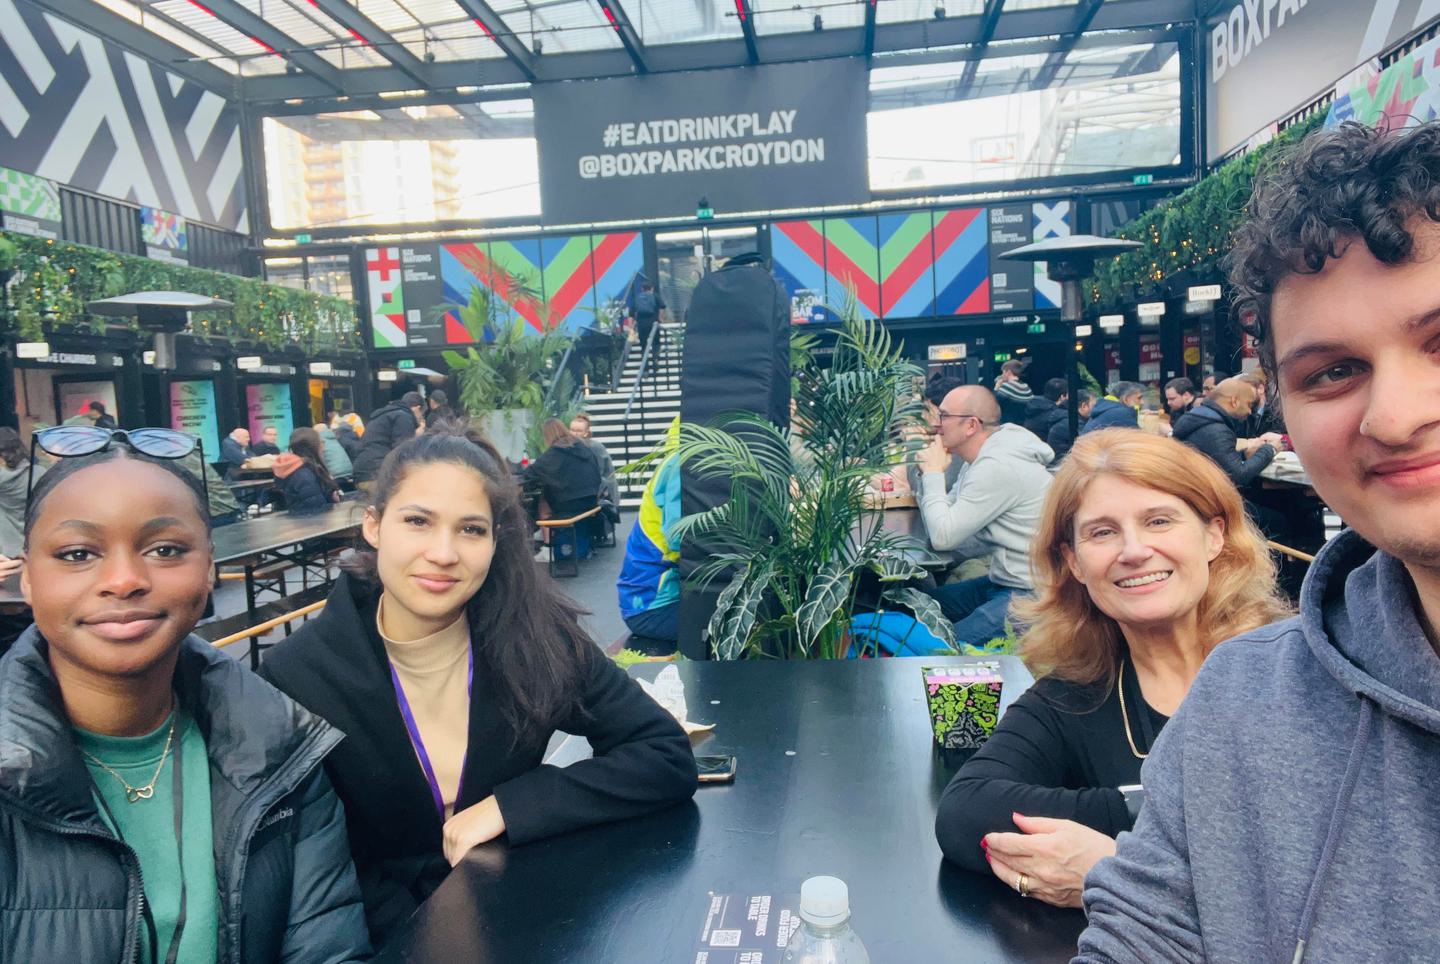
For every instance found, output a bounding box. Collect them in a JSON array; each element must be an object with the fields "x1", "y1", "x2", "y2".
[
  {"x1": 934, "y1": 431, "x2": 1288, "y2": 908},
  {"x1": 1023, "y1": 378, "x2": 1069, "y2": 442},
  {"x1": 1163, "y1": 377, "x2": 1198, "y2": 417},
  {"x1": 259, "y1": 430, "x2": 697, "y2": 949},
  {"x1": 275, "y1": 426, "x2": 341, "y2": 515},
  {"x1": 1171, "y1": 378, "x2": 1284, "y2": 489},
  {"x1": 333, "y1": 412, "x2": 364, "y2": 461},
  {"x1": 523, "y1": 418, "x2": 603, "y2": 521},
  {"x1": 1080, "y1": 382, "x2": 1143, "y2": 435},
  {"x1": 1045, "y1": 390, "x2": 1094, "y2": 464},
  {"x1": 424, "y1": 389, "x2": 454, "y2": 430},
  {"x1": 249, "y1": 425, "x2": 282, "y2": 457},
  {"x1": 1, "y1": 443, "x2": 369, "y2": 962},
  {"x1": 353, "y1": 393, "x2": 423, "y2": 483}
]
